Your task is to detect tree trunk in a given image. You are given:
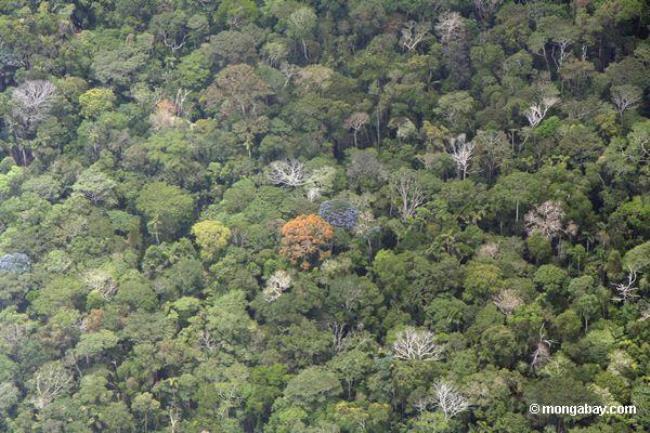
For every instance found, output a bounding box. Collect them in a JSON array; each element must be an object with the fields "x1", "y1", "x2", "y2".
[
  {"x1": 376, "y1": 103, "x2": 381, "y2": 152},
  {"x1": 515, "y1": 200, "x2": 519, "y2": 223}
]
